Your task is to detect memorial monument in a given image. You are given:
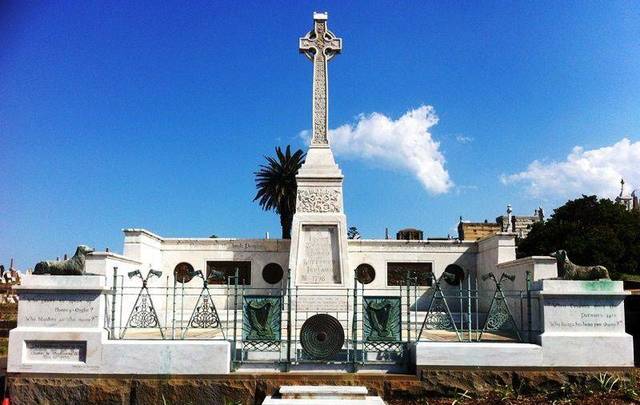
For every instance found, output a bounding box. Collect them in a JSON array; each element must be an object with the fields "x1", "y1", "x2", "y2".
[{"x1": 5, "y1": 13, "x2": 634, "y2": 397}]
